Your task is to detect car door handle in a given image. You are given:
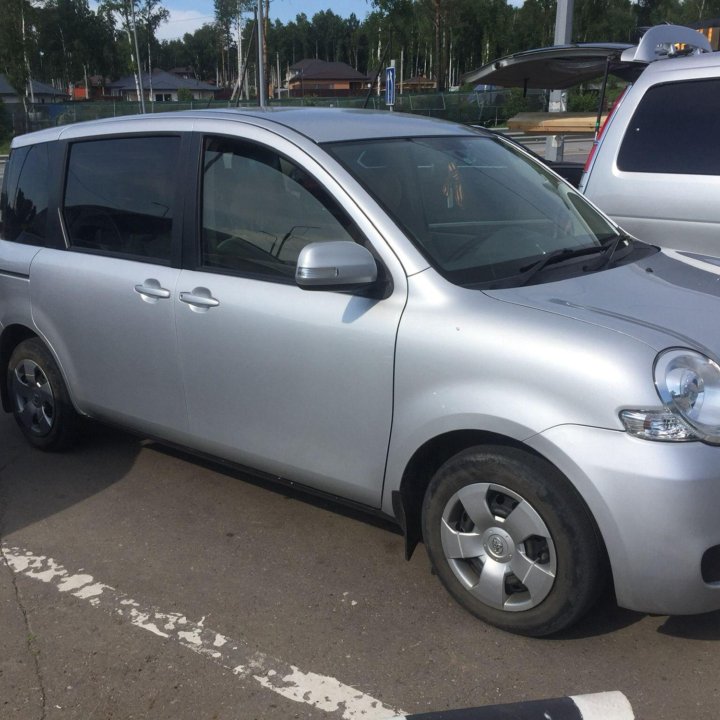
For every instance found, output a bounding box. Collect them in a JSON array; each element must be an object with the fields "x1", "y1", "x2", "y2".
[
  {"x1": 179, "y1": 289, "x2": 220, "y2": 309},
  {"x1": 134, "y1": 280, "x2": 171, "y2": 300}
]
